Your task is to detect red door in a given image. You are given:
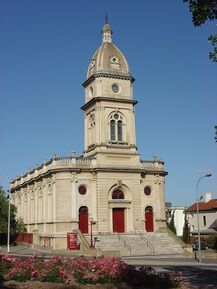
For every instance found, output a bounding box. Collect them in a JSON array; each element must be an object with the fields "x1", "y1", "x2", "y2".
[
  {"x1": 113, "y1": 208, "x2": 125, "y2": 233},
  {"x1": 79, "y1": 206, "x2": 88, "y2": 233},
  {"x1": 145, "y1": 206, "x2": 153, "y2": 232}
]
